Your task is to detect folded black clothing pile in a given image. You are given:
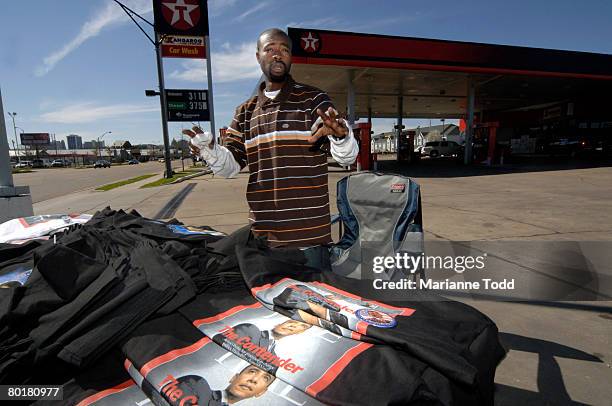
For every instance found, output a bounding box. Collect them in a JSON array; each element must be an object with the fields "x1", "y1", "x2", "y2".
[{"x1": 0, "y1": 208, "x2": 232, "y2": 385}]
